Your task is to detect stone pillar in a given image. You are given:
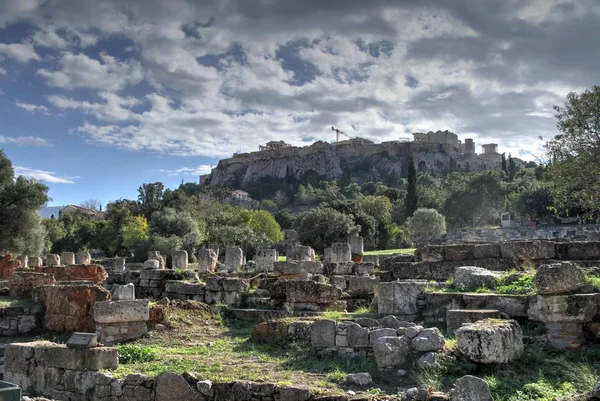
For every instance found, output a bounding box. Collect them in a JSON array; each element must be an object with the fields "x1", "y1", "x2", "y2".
[
  {"x1": 171, "y1": 250, "x2": 188, "y2": 270},
  {"x1": 17, "y1": 255, "x2": 28, "y2": 269},
  {"x1": 224, "y1": 247, "x2": 243, "y2": 272},
  {"x1": 30, "y1": 257, "x2": 42, "y2": 268},
  {"x1": 114, "y1": 257, "x2": 126, "y2": 273},
  {"x1": 254, "y1": 249, "x2": 277, "y2": 272},
  {"x1": 348, "y1": 236, "x2": 364, "y2": 262},
  {"x1": 291, "y1": 245, "x2": 315, "y2": 261},
  {"x1": 147, "y1": 251, "x2": 165, "y2": 269},
  {"x1": 198, "y1": 248, "x2": 217, "y2": 273},
  {"x1": 331, "y1": 243, "x2": 351, "y2": 263},
  {"x1": 76, "y1": 251, "x2": 91, "y2": 265},
  {"x1": 112, "y1": 283, "x2": 135, "y2": 300},
  {"x1": 61, "y1": 252, "x2": 75, "y2": 265},
  {"x1": 46, "y1": 254, "x2": 60, "y2": 267},
  {"x1": 323, "y1": 248, "x2": 332, "y2": 264}
]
